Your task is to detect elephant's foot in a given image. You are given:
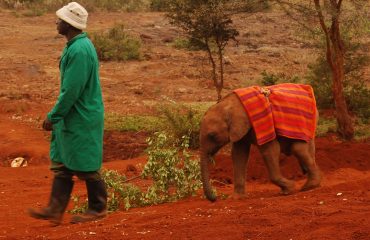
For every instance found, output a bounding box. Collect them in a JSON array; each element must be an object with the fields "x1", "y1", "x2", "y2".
[
  {"x1": 231, "y1": 192, "x2": 246, "y2": 200},
  {"x1": 279, "y1": 180, "x2": 295, "y2": 195},
  {"x1": 301, "y1": 171, "x2": 322, "y2": 192},
  {"x1": 271, "y1": 178, "x2": 295, "y2": 195}
]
